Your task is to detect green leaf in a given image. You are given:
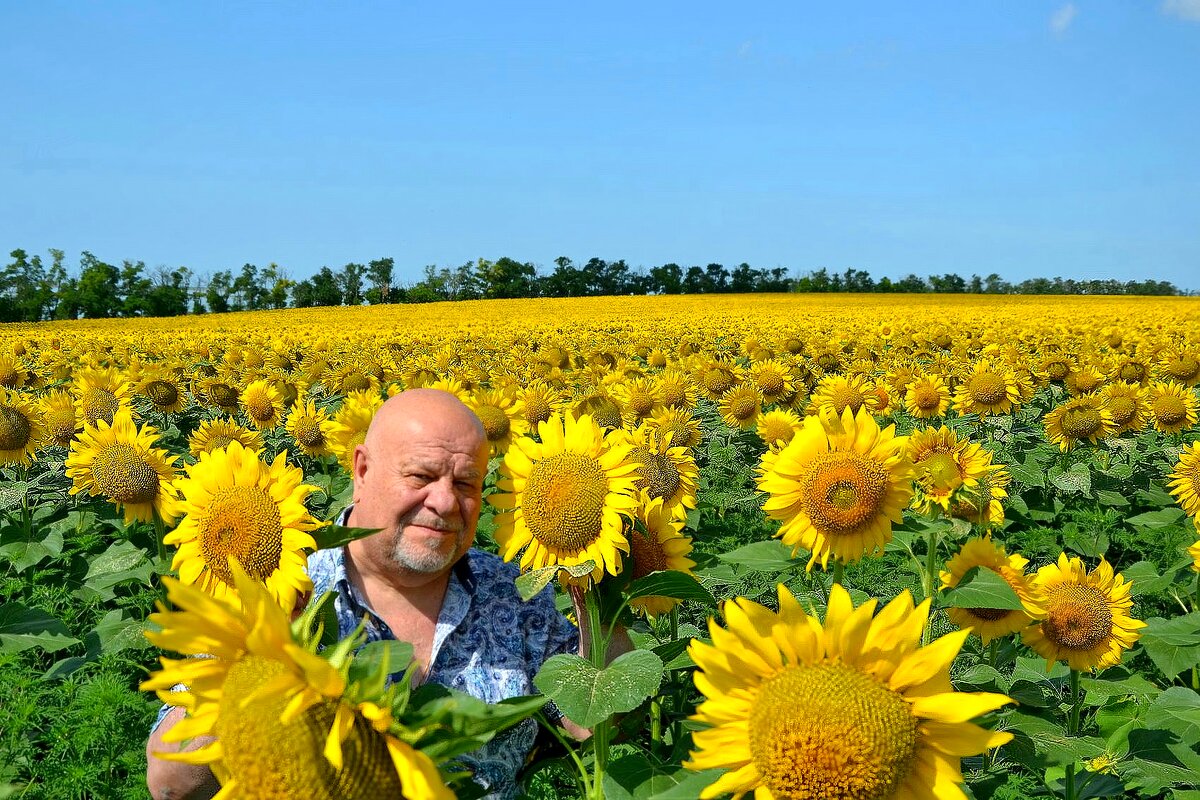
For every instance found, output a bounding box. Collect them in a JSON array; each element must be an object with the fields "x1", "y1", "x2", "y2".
[
  {"x1": 625, "y1": 570, "x2": 715, "y2": 606},
  {"x1": 310, "y1": 524, "x2": 381, "y2": 551},
  {"x1": 1125, "y1": 507, "x2": 1186, "y2": 529},
  {"x1": 1051, "y1": 462, "x2": 1091, "y2": 495},
  {"x1": 84, "y1": 609, "x2": 148, "y2": 657},
  {"x1": 603, "y1": 755, "x2": 713, "y2": 800},
  {"x1": 348, "y1": 639, "x2": 414, "y2": 684},
  {"x1": 1093, "y1": 489, "x2": 1130, "y2": 507},
  {"x1": 941, "y1": 566, "x2": 1025, "y2": 610},
  {"x1": 1120, "y1": 561, "x2": 1180, "y2": 597},
  {"x1": 715, "y1": 539, "x2": 800, "y2": 573},
  {"x1": 1140, "y1": 613, "x2": 1200, "y2": 679},
  {"x1": 0, "y1": 540, "x2": 53, "y2": 572},
  {"x1": 534, "y1": 650, "x2": 664, "y2": 728},
  {"x1": 1008, "y1": 458, "x2": 1046, "y2": 488},
  {"x1": 514, "y1": 560, "x2": 596, "y2": 602},
  {"x1": 0, "y1": 603, "x2": 80, "y2": 654},
  {"x1": 1123, "y1": 728, "x2": 1200, "y2": 794},
  {"x1": 646, "y1": 769, "x2": 723, "y2": 800},
  {"x1": 0, "y1": 481, "x2": 29, "y2": 511},
  {"x1": 84, "y1": 540, "x2": 148, "y2": 581},
  {"x1": 1146, "y1": 687, "x2": 1200, "y2": 747}
]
